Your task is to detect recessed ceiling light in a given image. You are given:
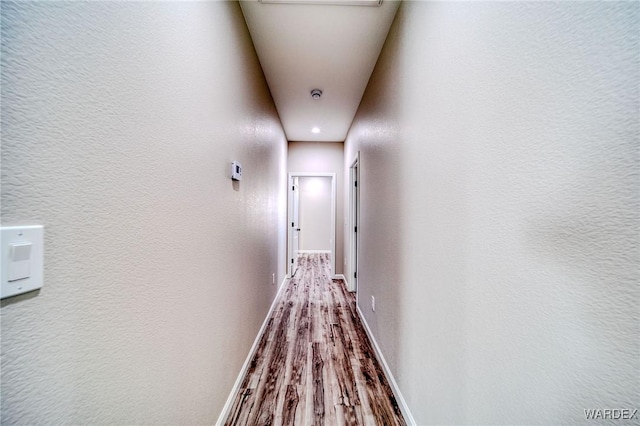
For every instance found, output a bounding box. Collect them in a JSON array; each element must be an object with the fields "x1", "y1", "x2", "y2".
[{"x1": 312, "y1": 127, "x2": 320, "y2": 134}]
